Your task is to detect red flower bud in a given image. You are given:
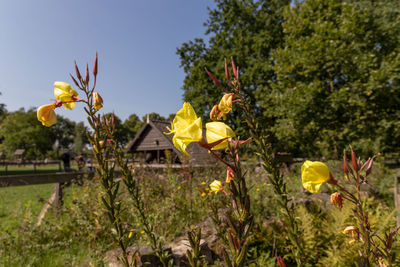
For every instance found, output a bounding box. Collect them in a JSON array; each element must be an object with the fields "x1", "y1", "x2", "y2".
[
  {"x1": 93, "y1": 52, "x2": 98, "y2": 77},
  {"x1": 351, "y1": 147, "x2": 359, "y2": 171},
  {"x1": 74, "y1": 60, "x2": 82, "y2": 81}
]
